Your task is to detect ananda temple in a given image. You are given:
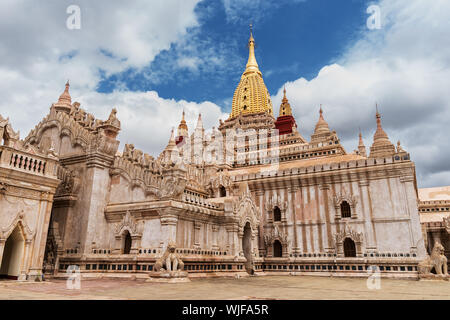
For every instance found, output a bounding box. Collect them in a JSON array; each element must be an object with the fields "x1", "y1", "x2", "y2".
[{"x1": 0, "y1": 31, "x2": 448, "y2": 281}]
